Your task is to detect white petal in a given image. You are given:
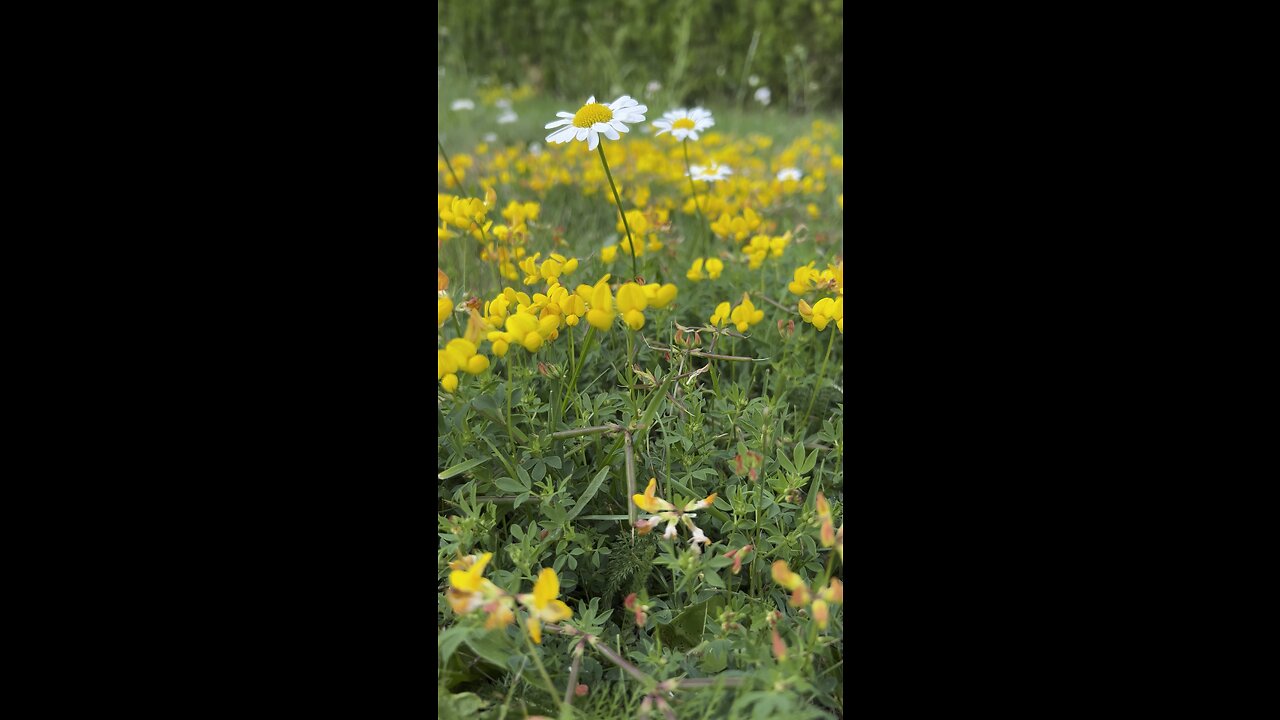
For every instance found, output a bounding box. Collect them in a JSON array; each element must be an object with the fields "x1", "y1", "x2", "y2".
[
  {"x1": 547, "y1": 127, "x2": 575, "y2": 143},
  {"x1": 587, "y1": 129, "x2": 600, "y2": 150},
  {"x1": 611, "y1": 120, "x2": 630, "y2": 133},
  {"x1": 586, "y1": 96, "x2": 596, "y2": 104},
  {"x1": 602, "y1": 124, "x2": 620, "y2": 140},
  {"x1": 556, "y1": 111, "x2": 574, "y2": 118},
  {"x1": 687, "y1": 130, "x2": 699, "y2": 141},
  {"x1": 576, "y1": 127, "x2": 589, "y2": 142},
  {"x1": 545, "y1": 118, "x2": 572, "y2": 129}
]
